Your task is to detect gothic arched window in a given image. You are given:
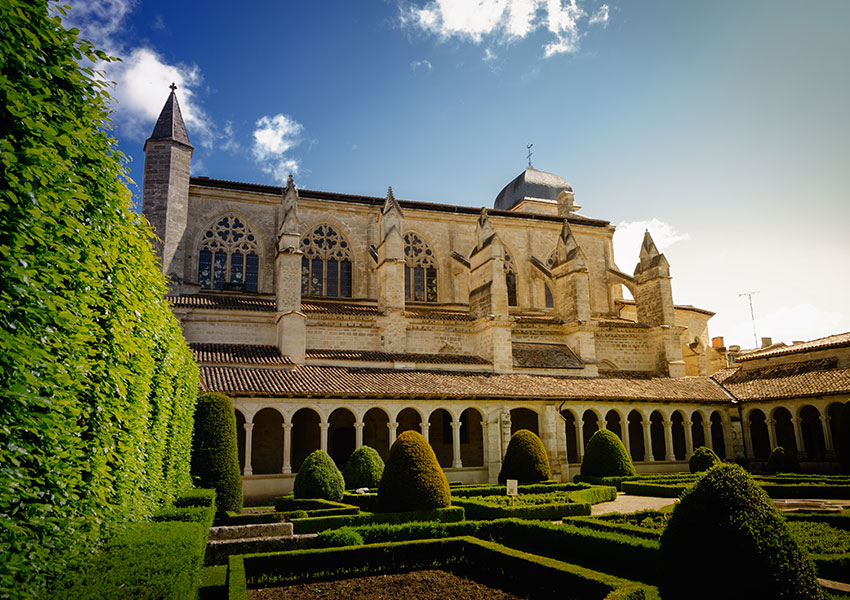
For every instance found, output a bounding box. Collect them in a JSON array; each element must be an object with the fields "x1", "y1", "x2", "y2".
[
  {"x1": 198, "y1": 215, "x2": 260, "y2": 292},
  {"x1": 545, "y1": 284, "x2": 554, "y2": 308},
  {"x1": 504, "y1": 251, "x2": 518, "y2": 307},
  {"x1": 301, "y1": 224, "x2": 353, "y2": 298},
  {"x1": 404, "y1": 232, "x2": 437, "y2": 302}
]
